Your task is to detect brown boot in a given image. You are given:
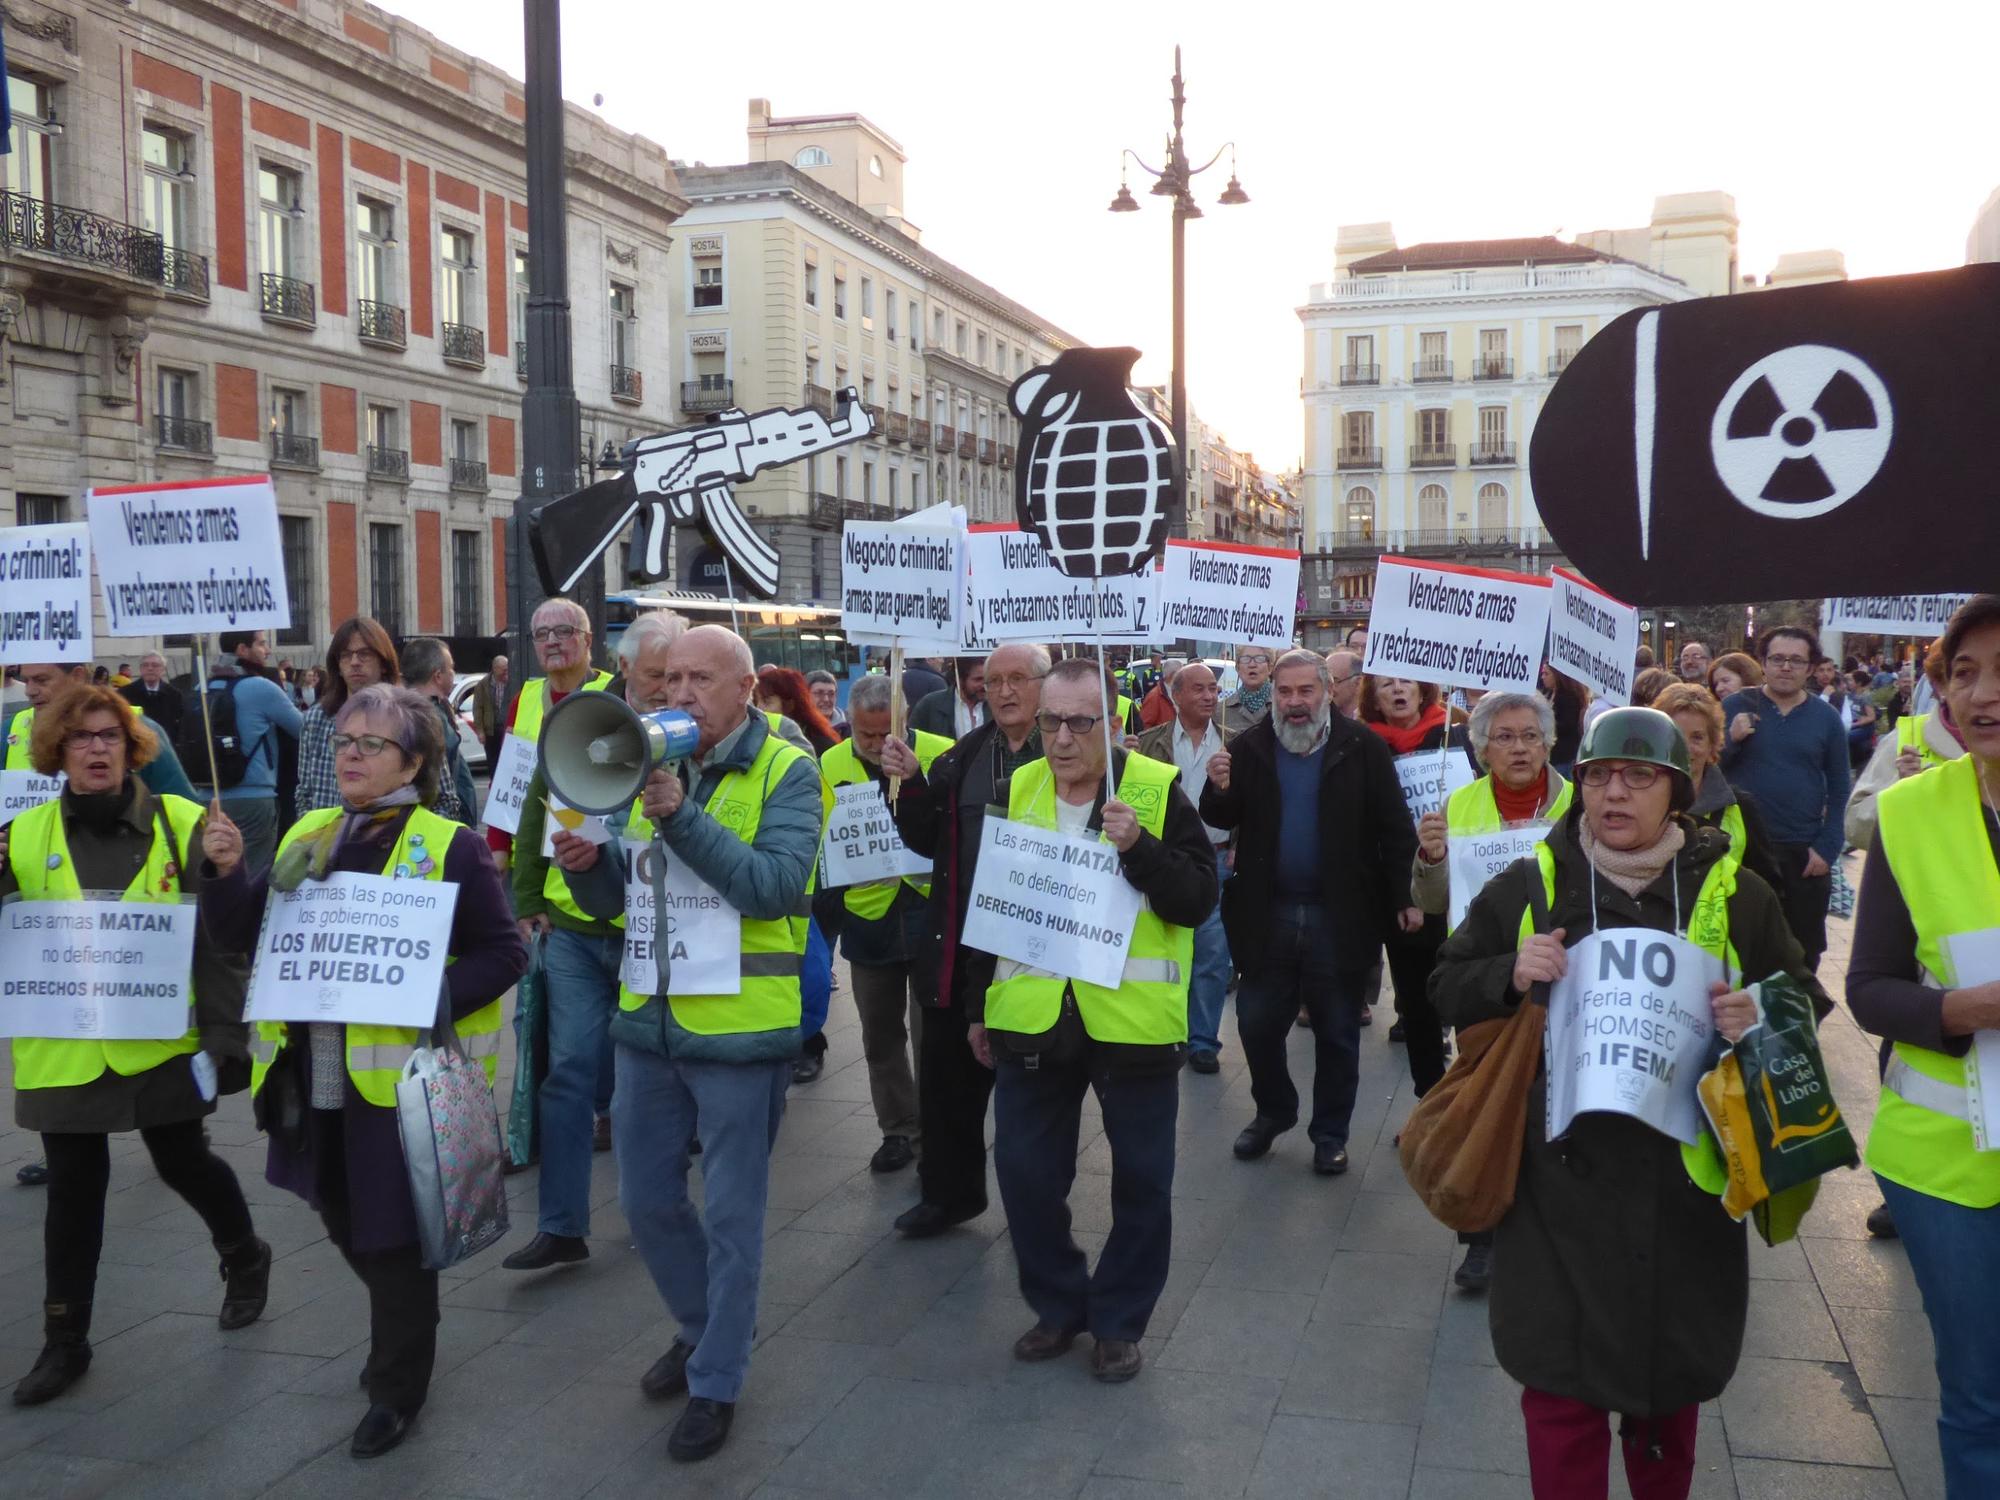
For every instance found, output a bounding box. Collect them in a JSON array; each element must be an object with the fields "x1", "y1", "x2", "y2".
[{"x1": 1011, "y1": 1323, "x2": 1081, "y2": 1362}]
